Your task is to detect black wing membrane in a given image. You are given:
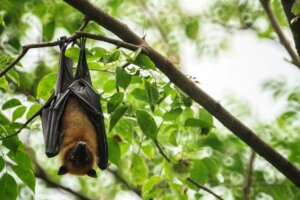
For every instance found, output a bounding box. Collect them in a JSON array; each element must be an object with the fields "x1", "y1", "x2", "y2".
[{"x1": 41, "y1": 38, "x2": 108, "y2": 169}]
